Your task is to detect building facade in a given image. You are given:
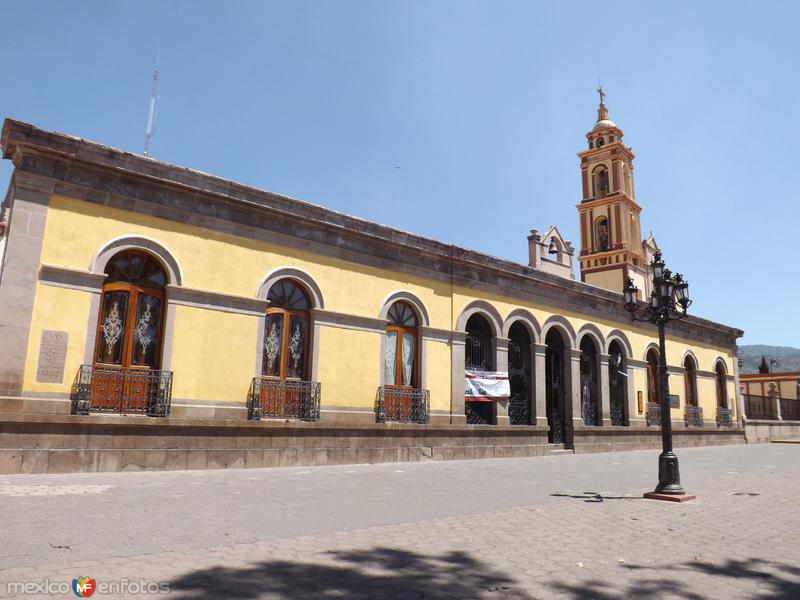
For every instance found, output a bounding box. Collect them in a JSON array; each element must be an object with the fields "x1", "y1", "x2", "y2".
[
  {"x1": 0, "y1": 101, "x2": 745, "y2": 472},
  {"x1": 740, "y1": 371, "x2": 800, "y2": 421}
]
